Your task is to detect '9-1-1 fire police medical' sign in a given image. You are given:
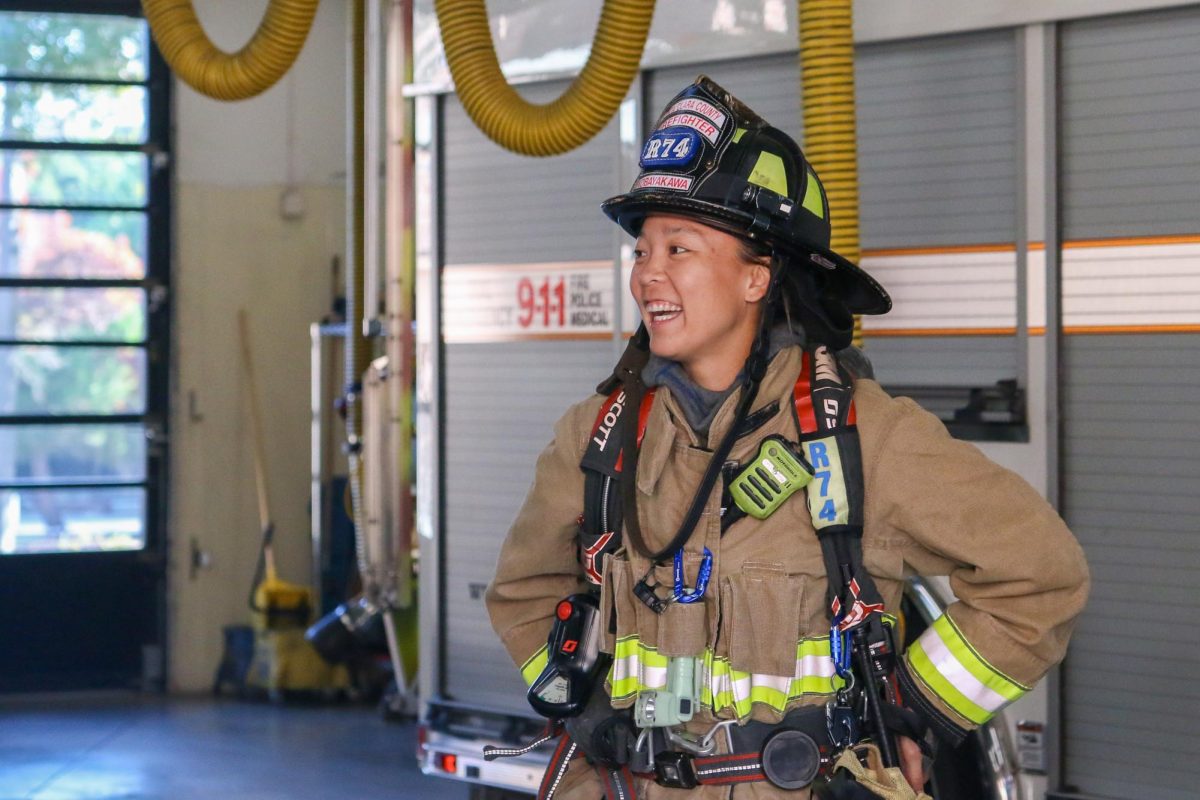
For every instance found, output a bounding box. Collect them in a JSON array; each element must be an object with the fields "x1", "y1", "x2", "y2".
[{"x1": 442, "y1": 261, "x2": 636, "y2": 342}]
